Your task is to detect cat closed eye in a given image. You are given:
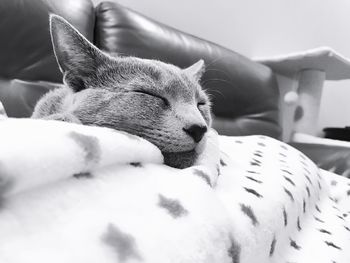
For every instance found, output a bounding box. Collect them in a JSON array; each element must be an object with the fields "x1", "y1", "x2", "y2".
[
  {"x1": 197, "y1": 102, "x2": 206, "y2": 107},
  {"x1": 134, "y1": 90, "x2": 169, "y2": 106}
]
